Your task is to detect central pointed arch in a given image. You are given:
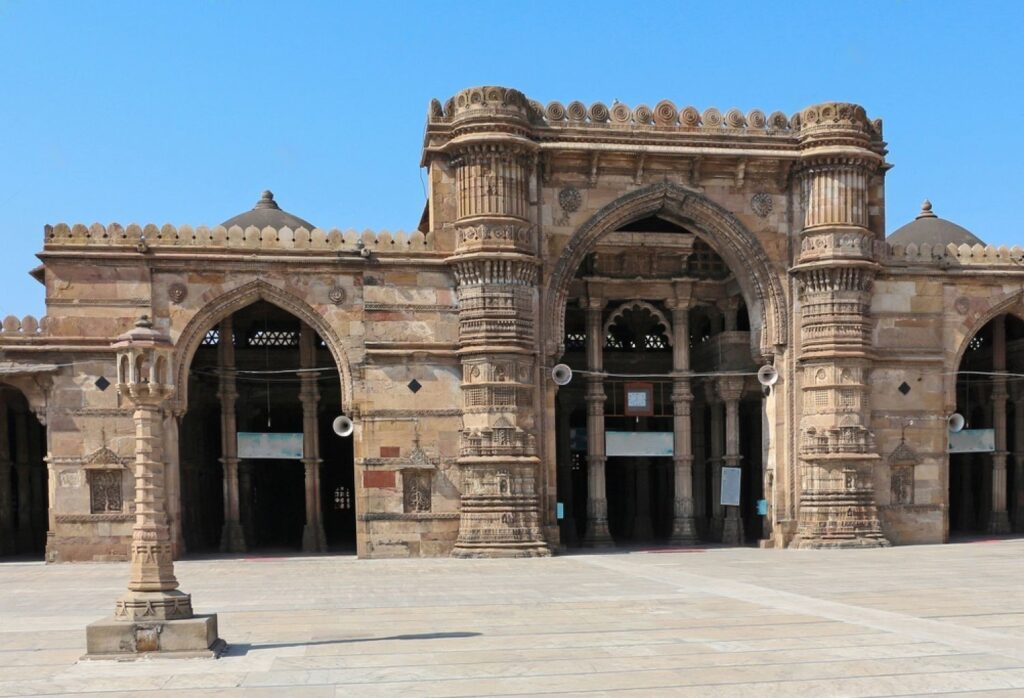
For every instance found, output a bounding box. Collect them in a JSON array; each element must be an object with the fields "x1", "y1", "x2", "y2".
[
  {"x1": 171, "y1": 279, "x2": 354, "y2": 412},
  {"x1": 544, "y1": 182, "x2": 788, "y2": 360}
]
